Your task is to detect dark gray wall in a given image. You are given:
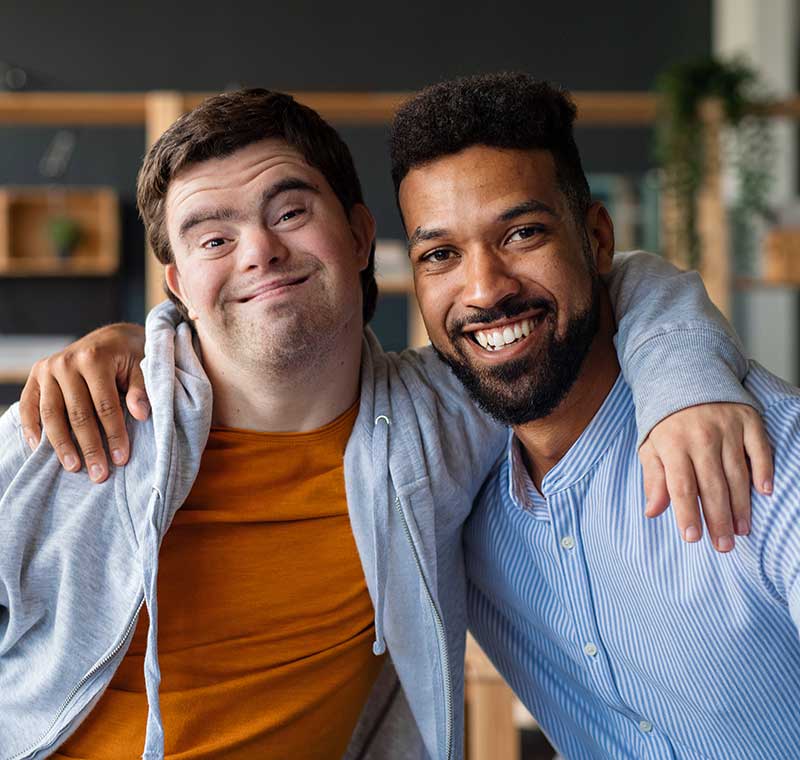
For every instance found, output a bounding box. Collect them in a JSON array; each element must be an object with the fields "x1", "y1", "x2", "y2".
[{"x1": 1, "y1": 0, "x2": 711, "y2": 353}]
